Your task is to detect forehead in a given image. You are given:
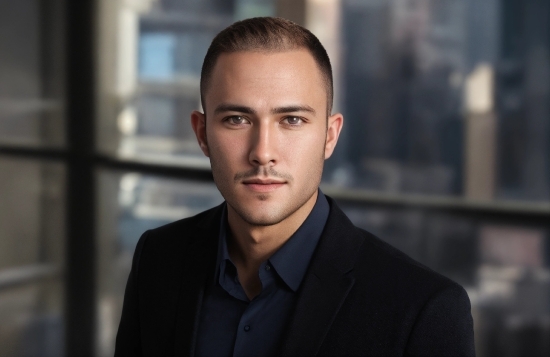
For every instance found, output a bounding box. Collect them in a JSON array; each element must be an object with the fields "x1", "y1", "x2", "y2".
[{"x1": 204, "y1": 50, "x2": 326, "y2": 113}]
